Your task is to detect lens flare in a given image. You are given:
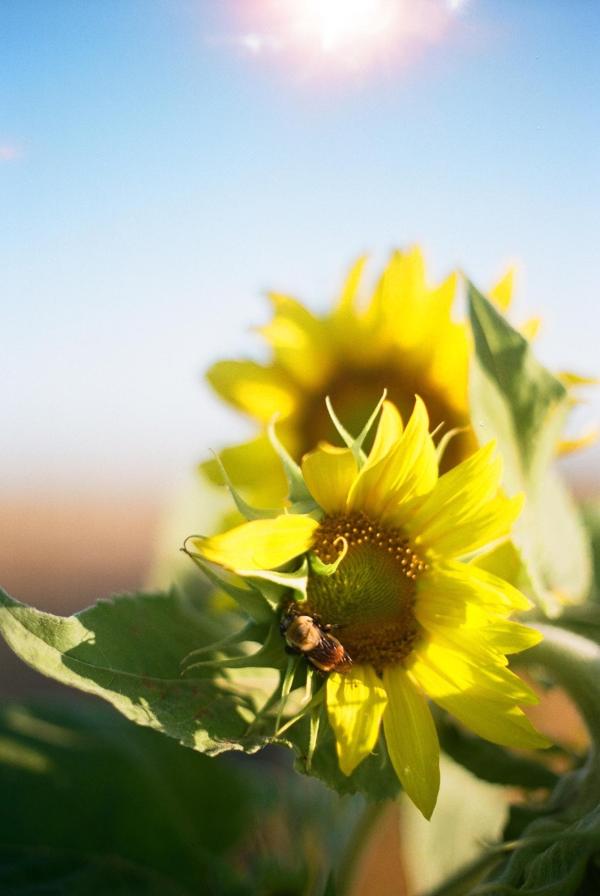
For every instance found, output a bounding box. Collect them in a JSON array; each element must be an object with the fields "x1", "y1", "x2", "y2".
[
  {"x1": 292, "y1": 0, "x2": 397, "y2": 54},
  {"x1": 227, "y1": 0, "x2": 464, "y2": 80}
]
